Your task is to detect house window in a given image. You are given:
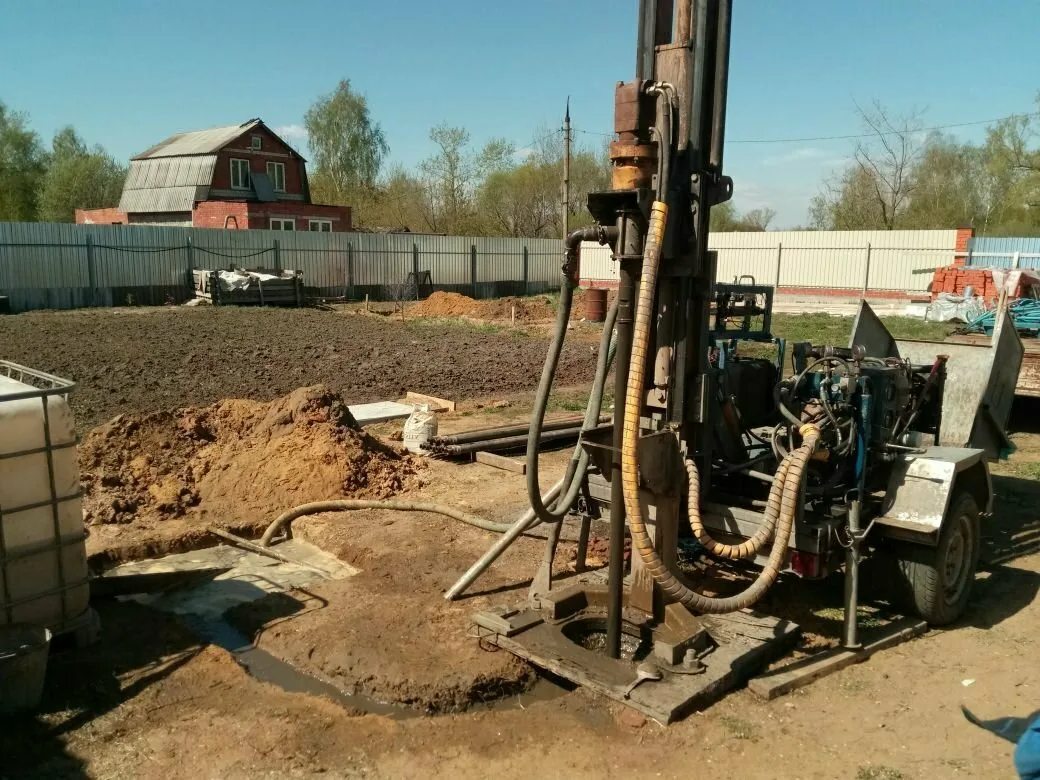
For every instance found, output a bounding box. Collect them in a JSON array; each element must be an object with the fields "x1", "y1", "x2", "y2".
[
  {"x1": 308, "y1": 219, "x2": 332, "y2": 232},
  {"x1": 267, "y1": 161, "x2": 286, "y2": 192},
  {"x1": 251, "y1": 135, "x2": 262, "y2": 150},
  {"x1": 230, "y1": 158, "x2": 251, "y2": 190},
  {"x1": 270, "y1": 218, "x2": 295, "y2": 231}
]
